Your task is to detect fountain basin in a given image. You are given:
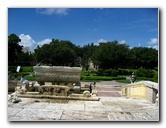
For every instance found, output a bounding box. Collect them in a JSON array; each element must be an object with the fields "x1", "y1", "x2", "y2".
[{"x1": 33, "y1": 66, "x2": 82, "y2": 84}]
